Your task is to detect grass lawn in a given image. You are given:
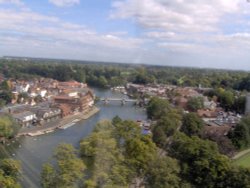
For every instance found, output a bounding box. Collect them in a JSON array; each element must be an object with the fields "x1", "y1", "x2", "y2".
[{"x1": 234, "y1": 151, "x2": 250, "y2": 168}]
